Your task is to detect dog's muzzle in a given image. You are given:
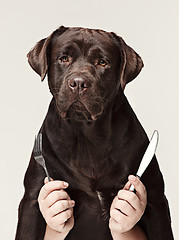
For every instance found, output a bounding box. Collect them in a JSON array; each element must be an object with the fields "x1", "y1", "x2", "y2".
[{"x1": 54, "y1": 73, "x2": 105, "y2": 122}]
